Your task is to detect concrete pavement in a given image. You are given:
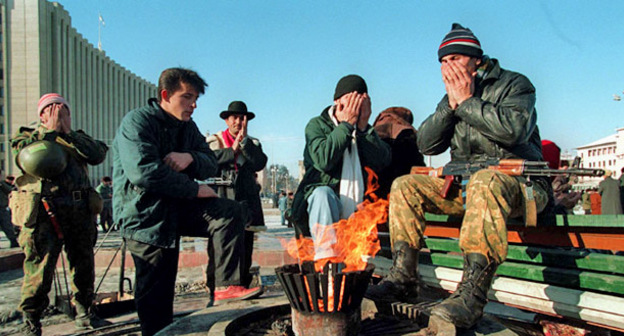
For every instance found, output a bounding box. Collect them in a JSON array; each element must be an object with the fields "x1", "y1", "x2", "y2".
[{"x1": 0, "y1": 207, "x2": 299, "y2": 335}]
